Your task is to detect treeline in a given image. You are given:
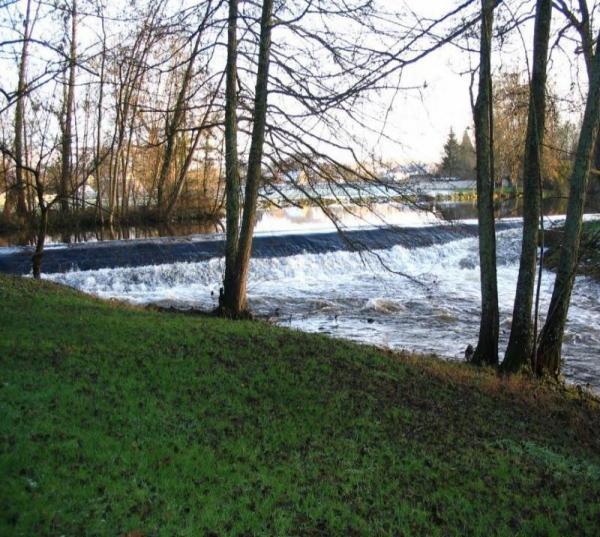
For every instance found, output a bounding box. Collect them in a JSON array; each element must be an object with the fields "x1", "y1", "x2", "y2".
[
  {"x1": 470, "y1": 0, "x2": 600, "y2": 378},
  {"x1": 0, "y1": 0, "x2": 432, "y2": 230},
  {"x1": 1, "y1": 1, "x2": 227, "y2": 226},
  {"x1": 439, "y1": 71, "x2": 578, "y2": 190}
]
